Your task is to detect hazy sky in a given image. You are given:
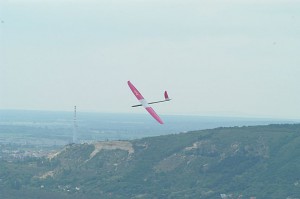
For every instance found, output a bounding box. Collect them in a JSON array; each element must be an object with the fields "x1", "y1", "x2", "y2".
[{"x1": 1, "y1": 0, "x2": 300, "y2": 119}]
